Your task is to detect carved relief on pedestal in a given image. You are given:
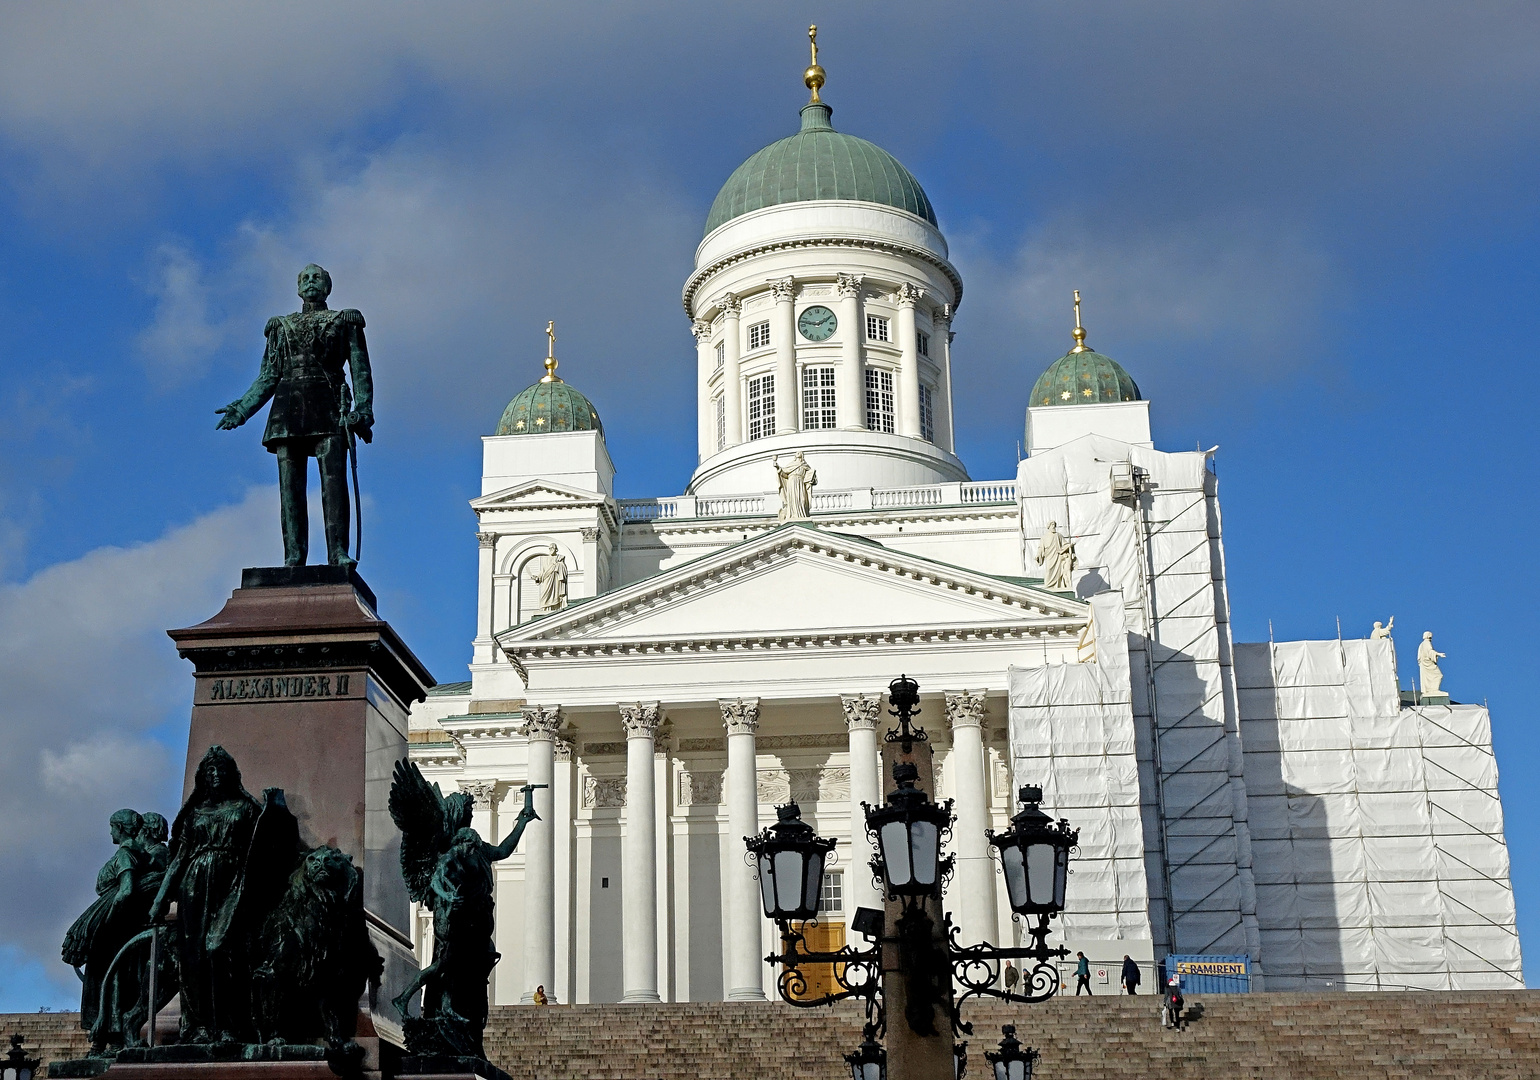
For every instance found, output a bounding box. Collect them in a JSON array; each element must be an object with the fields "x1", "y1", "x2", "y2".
[
  {"x1": 677, "y1": 769, "x2": 725, "y2": 807},
  {"x1": 841, "y1": 694, "x2": 882, "y2": 731},
  {"x1": 720, "y1": 698, "x2": 761, "y2": 737},
  {"x1": 582, "y1": 775, "x2": 627, "y2": 809}
]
